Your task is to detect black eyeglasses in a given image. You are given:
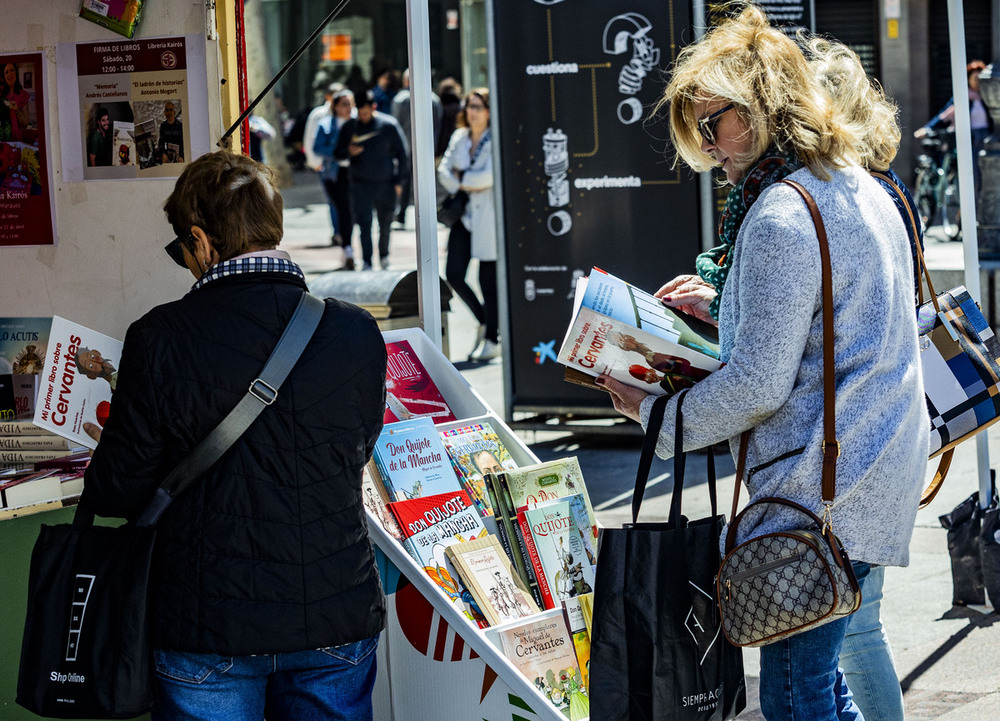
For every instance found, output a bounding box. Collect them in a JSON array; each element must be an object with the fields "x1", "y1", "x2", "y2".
[
  {"x1": 164, "y1": 234, "x2": 192, "y2": 268},
  {"x1": 697, "y1": 103, "x2": 735, "y2": 146}
]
